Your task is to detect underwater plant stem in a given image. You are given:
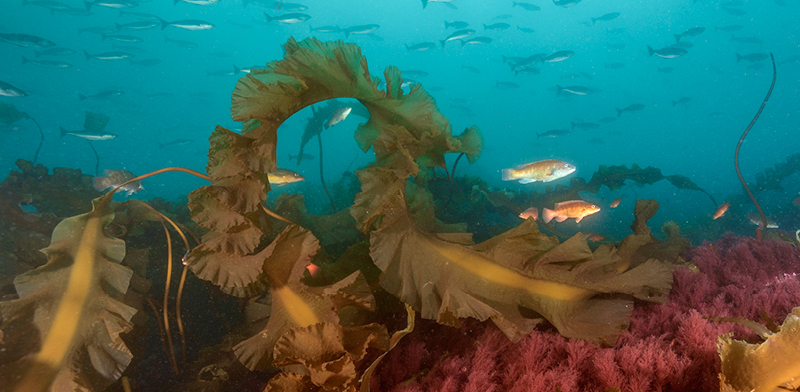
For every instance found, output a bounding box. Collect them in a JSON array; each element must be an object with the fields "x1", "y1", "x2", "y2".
[
  {"x1": 176, "y1": 264, "x2": 189, "y2": 366},
  {"x1": 145, "y1": 298, "x2": 171, "y2": 369},
  {"x1": 318, "y1": 131, "x2": 337, "y2": 212},
  {"x1": 30, "y1": 117, "x2": 43, "y2": 165},
  {"x1": 734, "y1": 53, "x2": 776, "y2": 241},
  {"x1": 110, "y1": 167, "x2": 211, "y2": 197},
  {"x1": 260, "y1": 204, "x2": 294, "y2": 224},
  {"x1": 159, "y1": 221, "x2": 180, "y2": 375},
  {"x1": 87, "y1": 141, "x2": 100, "y2": 176},
  {"x1": 359, "y1": 304, "x2": 415, "y2": 392}
]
